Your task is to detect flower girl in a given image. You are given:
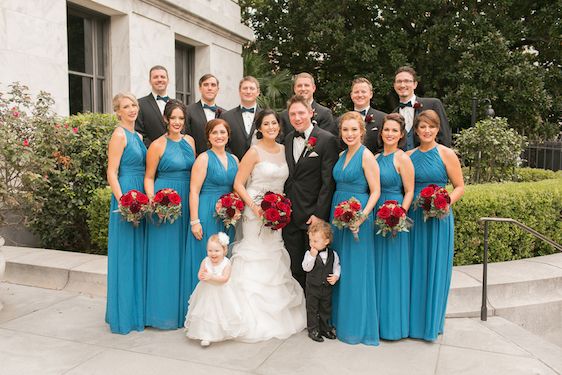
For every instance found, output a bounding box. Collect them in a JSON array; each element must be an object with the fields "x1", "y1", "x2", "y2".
[{"x1": 184, "y1": 232, "x2": 245, "y2": 347}]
